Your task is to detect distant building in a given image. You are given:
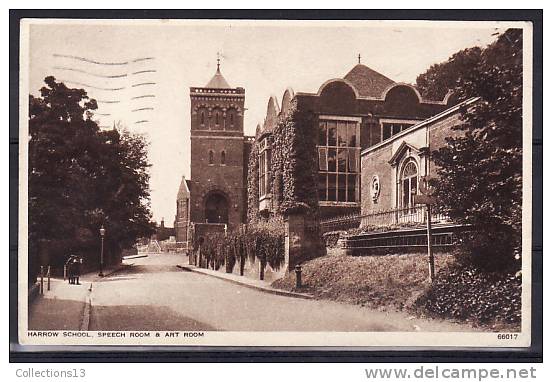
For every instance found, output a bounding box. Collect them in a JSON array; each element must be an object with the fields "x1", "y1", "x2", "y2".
[
  {"x1": 153, "y1": 218, "x2": 176, "y2": 242},
  {"x1": 174, "y1": 176, "x2": 191, "y2": 245}
]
